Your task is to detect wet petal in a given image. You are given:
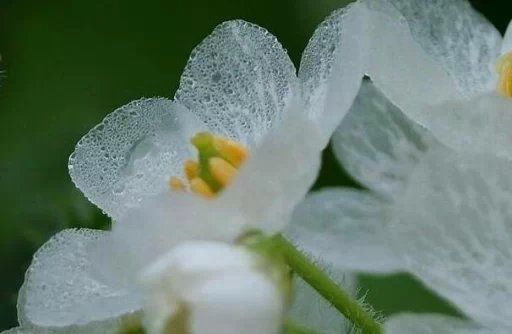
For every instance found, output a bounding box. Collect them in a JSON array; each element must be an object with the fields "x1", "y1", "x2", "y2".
[
  {"x1": 218, "y1": 108, "x2": 323, "y2": 234},
  {"x1": 390, "y1": 150, "x2": 512, "y2": 329},
  {"x1": 363, "y1": 1, "x2": 459, "y2": 125},
  {"x1": 18, "y1": 229, "x2": 141, "y2": 333},
  {"x1": 299, "y1": 2, "x2": 368, "y2": 144},
  {"x1": 0, "y1": 329, "x2": 32, "y2": 334},
  {"x1": 369, "y1": 0, "x2": 501, "y2": 97},
  {"x1": 501, "y1": 19, "x2": 512, "y2": 55},
  {"x1": 419, "y1": 92, "x2": 512, "y2": 160},
  {"x1": 384, "y1": 314, "x2": 493, "y2": 334},
  {"x1": 287, "y1": 188, "x2": 402, "y2": 274},
  {"x1": 332, "y1": 81, "x2": 439, "y2": 198},
  {"x1": 95, "y1": 192, "x2": 244, "y2": 286},
  {"x1": 69, "y1": 99, "x2": 205, "y2": 220},
  {"x1": 175, "y1": 20, "x2": 298, "y2": 146}
]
